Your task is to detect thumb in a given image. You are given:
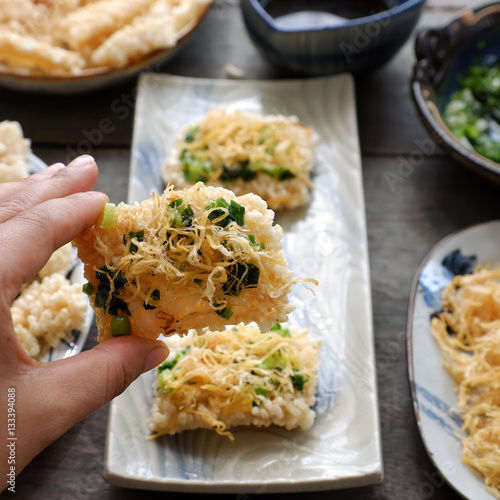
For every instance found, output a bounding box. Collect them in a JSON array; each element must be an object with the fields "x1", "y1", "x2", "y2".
[
  {"x1": 51, "y1": 336, "x2": 169, "y2": 416},
  {"x1": 19, "y1": 336, "x2": 168, "y2": 458}
]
